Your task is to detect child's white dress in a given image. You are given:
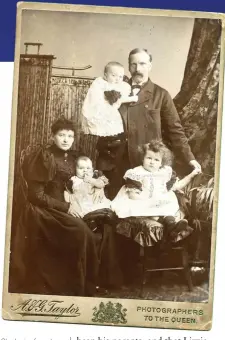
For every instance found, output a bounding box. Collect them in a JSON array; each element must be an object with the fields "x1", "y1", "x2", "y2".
[
  {"x1": 64, "y1": 176, "x2": 111, "y2": 217},
  {"x1": 111, "y1": 165, "x2": 180, "y2": 218},
  {"x1": 81, "y1": 77, "x2": 131, "y2": 137}
]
